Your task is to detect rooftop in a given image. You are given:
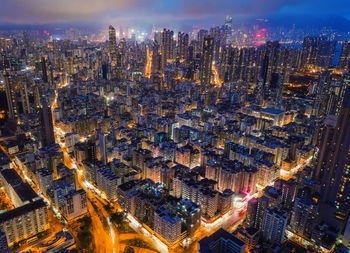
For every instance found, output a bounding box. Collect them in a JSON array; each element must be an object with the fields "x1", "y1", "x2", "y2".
[
  {"x1": 261, "y1": 107, "x2": 284, "y2": 115},
  {"x1": 1, "y1": 169, "x2": 38, "y2": 203},
  {"x1": 0, "y1": 199, "x2": 46, "y2": 223},
  {"x1": 199, "y1": 228, "x2": 245, "y2": 253}
]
